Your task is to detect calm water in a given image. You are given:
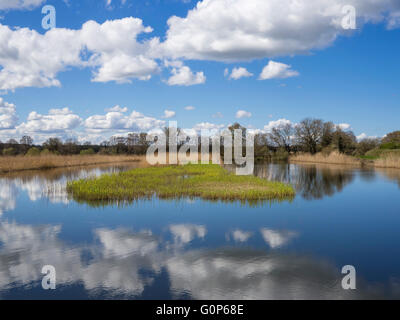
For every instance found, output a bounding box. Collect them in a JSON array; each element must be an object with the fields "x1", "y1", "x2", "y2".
[{"x1": 0, "y1": 163, "x2": 400, "y2": 299}]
